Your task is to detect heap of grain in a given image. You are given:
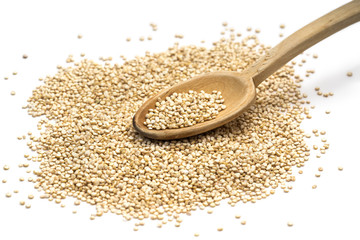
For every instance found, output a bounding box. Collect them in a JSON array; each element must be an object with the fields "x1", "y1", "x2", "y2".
[
  {"x1": 145, "y1": 90, "x2": 226, "y2": 130},
  {"x1": 25, "y1": 35, "x2": 309, "y2": 220}
]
